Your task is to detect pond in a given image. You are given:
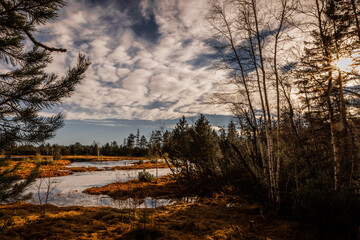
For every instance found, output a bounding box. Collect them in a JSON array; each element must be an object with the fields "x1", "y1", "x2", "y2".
[
  {"x1": 25, "y1": 160, "x2": 176, "y2": 208},
  {"x1": 66, "y1": 159, "x2": 146, "y2": 169}
]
